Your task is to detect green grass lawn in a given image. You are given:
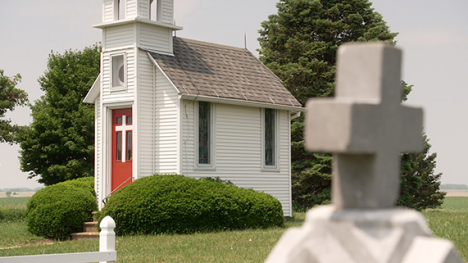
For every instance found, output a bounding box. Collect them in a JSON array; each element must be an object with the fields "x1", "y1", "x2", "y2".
[
  {"x1": 1, "y1": 197, "x2": 468, "y2": 262},
  {"x1": 0, "y1": 210, "x2": 304, "y2": 262},
  {"x1": 424, "y1": 197, "x2": 468, "y2": 262}
]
